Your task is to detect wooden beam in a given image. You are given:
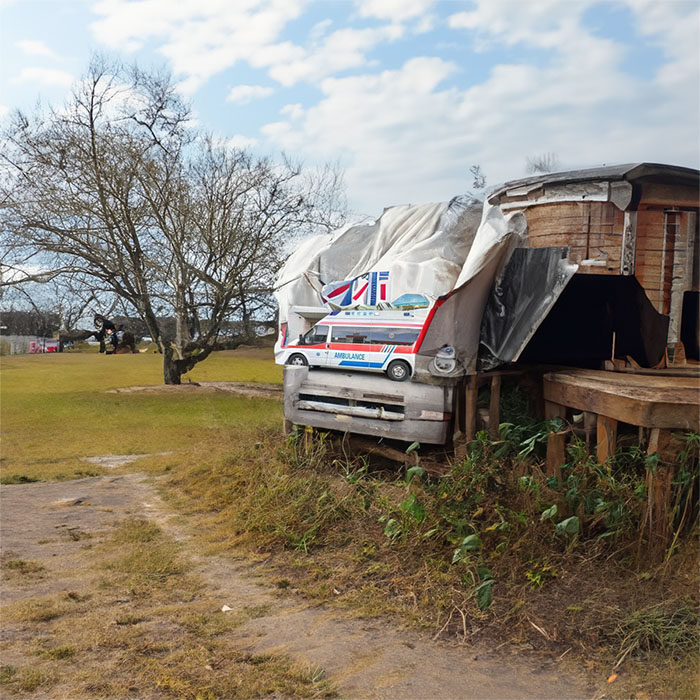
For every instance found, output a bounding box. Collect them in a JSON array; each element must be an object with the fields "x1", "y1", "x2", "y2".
[
  {"x1": 543, "y1": 370, "x2": 699, "y2": 429},
  {"x1": 596, "y1": 414, "x2": 618, "y2": 464},
  {"x1": 488, "y1": 375, "x2": 502, "y2": 440},
  {"x1": 465, "y1": 374, "x2": 478, "y2": 442},
  {"x1": 546, "y1": 430, "x2": 568, "y2": 479},
  {"x1": 645, "y1": 428, "x2": 678, "y2": 552}
]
